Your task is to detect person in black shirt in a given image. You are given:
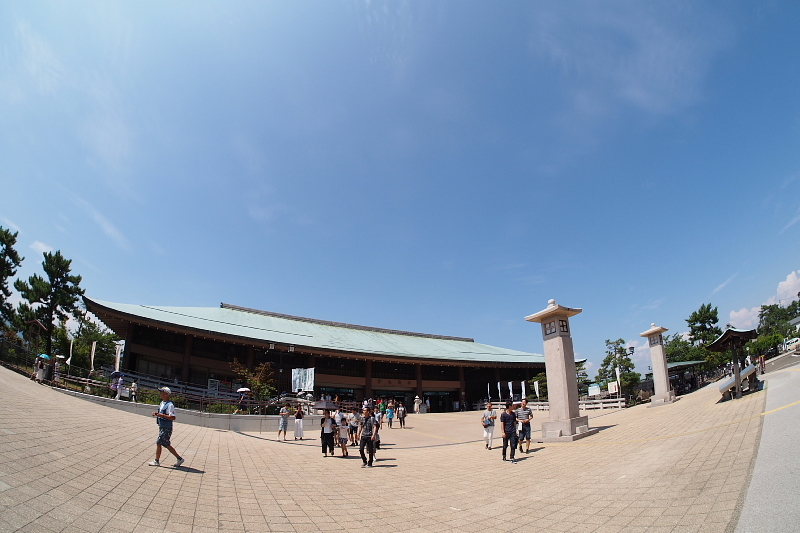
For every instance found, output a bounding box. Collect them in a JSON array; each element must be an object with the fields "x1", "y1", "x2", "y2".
[
  {"x1": 358, "y1": 407, "x2": 378, "y2": 467},
  {"x1": 500, "y1": 401, "x2": 518, "y2": 463}
]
